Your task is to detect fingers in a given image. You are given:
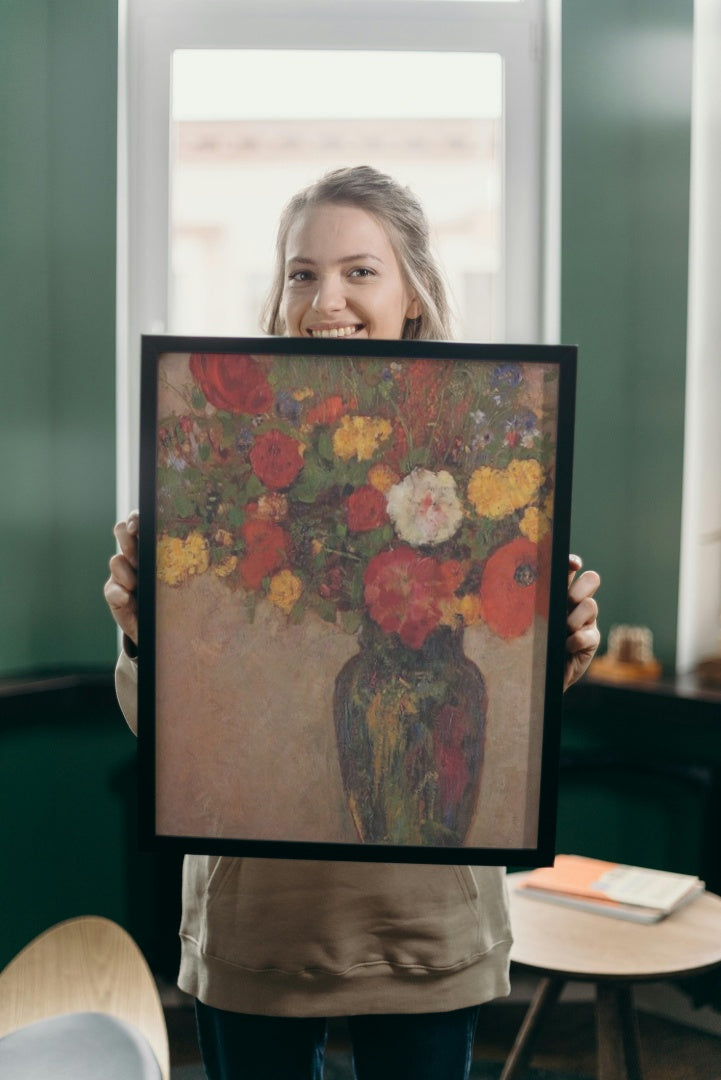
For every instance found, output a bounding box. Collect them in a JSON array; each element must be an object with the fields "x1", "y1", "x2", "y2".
[
  {"x1": 564, "y1": 558, "x2": 601, "y2": 690},
  {"x1": 567, "y1": 553, "x2": 583, "y2": 587},
  {"x1": 568, "y1": 567, "x2": 601, "y2": 609},
  {"x1": 103, "y1": 575, "x2": 139, "y2": 644},
  {"x1": 113, "y1": 510, "x2": 139, "y2": 568},
  {"x1": 111, "y1": 548, "x2": 137, "y2": 587},
  {"x1": 566, "y1": 590, "x2": 599, "y2": 636},
  {"x1": 566, "y1": 622, "x2": 601, "y2": 658},
  {"x1": 104, "y1": 511, "x2": 140, "y2": 645}
]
